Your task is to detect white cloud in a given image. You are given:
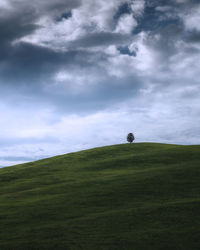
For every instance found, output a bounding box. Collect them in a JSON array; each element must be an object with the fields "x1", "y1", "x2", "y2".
[
  {"x1": 115, "y1": 14, "x2": 137, "y2": 34},
  {"x1": 183, "y1": 6, "x2": 200, "y2": 31},
  {"x1": 17, "y1": 0, "x2": 128, "y2": 50},
  {"x1": 104, "y1": 32, "x2": 156, "y2": 78},
  {"x1": 130, "y1": 0, "x2": 145, "y2": 17},
  {"x1": 16, "y1": 0, "x2": 146, "y2": 51},
  {"x1": 169, "y1": 40, "x2": 200, "y2": 80},
  {"x1": 0, "y1": 0, "x2": 10, "y2": 9},
  {"x1": 52, "y1": 68, "x2": 105, "y2": 93},
  {"x1": 18, "y1": 16, "x2": 86, "y2": 51},
  {"x1": 155, "y1": 6, "x2": 172, "y2": 12}
]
